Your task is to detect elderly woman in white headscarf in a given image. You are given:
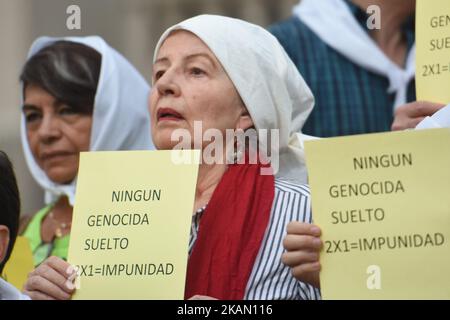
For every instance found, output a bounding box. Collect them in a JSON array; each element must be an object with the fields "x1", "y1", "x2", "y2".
[
  {"x1": 19, "y1": 36, "x2": 154, "y2": 269},
  {"x1": 24, "y1": 15, "x2": 320, "y2": 300}
]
